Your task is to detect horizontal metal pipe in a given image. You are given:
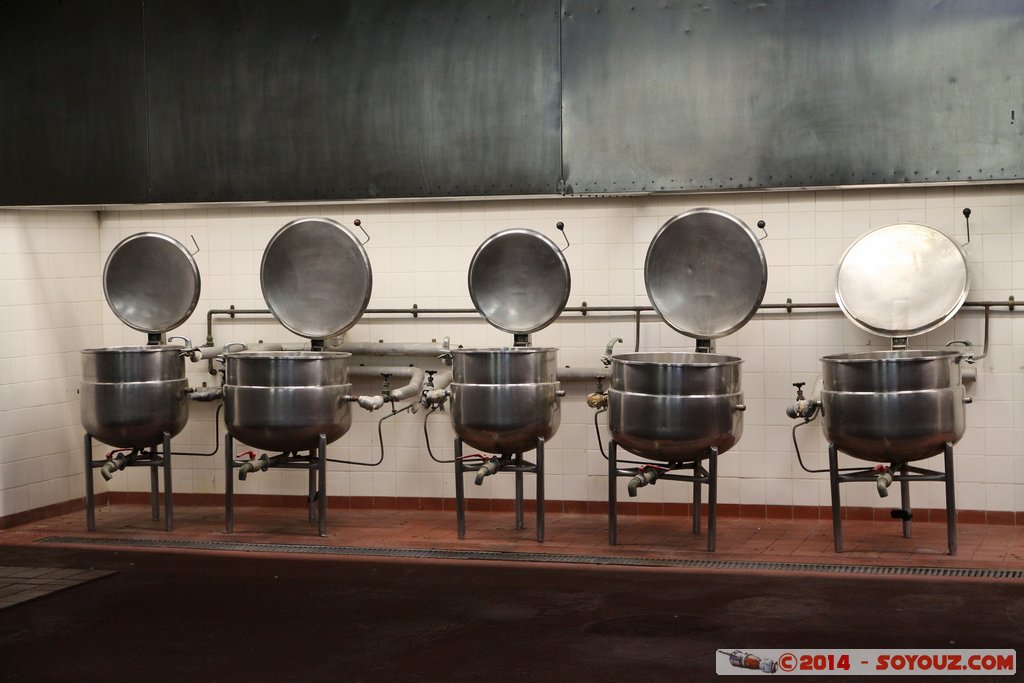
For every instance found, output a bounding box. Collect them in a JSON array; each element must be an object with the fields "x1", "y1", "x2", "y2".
[
  {"x1": 556, "y1": 367, "x2": 608, "y2": 381},
  {"x1": 339, "y1": 342, "x2": 446, "y2": 356},
  {"x1": 348, "y1": 366, "x2": 426, "y2": 408}
]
